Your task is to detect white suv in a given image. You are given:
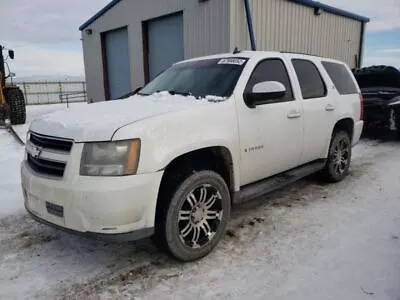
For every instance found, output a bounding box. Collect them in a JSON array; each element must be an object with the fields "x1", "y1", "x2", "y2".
[{"x1": 21, "y1": 51, "x2": 364, "y2": 261}]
